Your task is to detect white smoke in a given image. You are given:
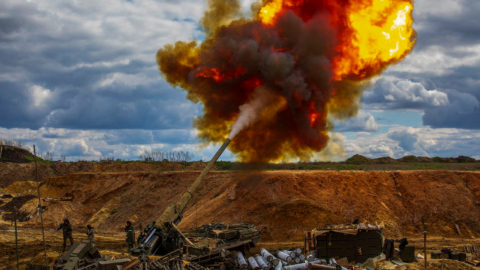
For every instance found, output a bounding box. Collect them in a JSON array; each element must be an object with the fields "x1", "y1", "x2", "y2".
[{"x1": 229, "y1": 86, "x2": 275, "y2": 139}]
